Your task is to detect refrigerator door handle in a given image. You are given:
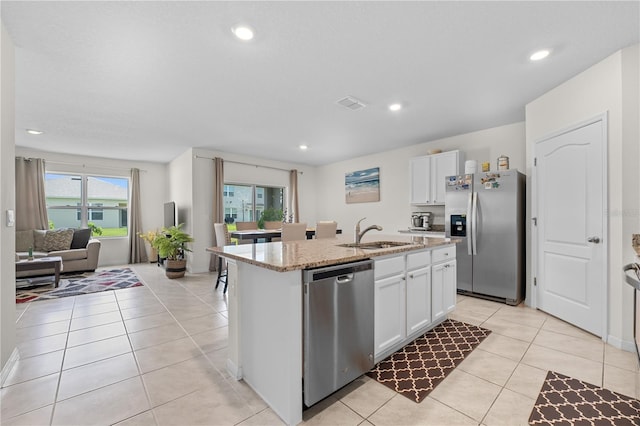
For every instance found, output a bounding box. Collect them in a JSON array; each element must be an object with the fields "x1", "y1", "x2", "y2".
[
  {"x1": 472, "y1": 192, "x2": 478, "y2": 255},
  {"x1": 467, "y1": 192, "x2": 473, "y2": 256}
]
